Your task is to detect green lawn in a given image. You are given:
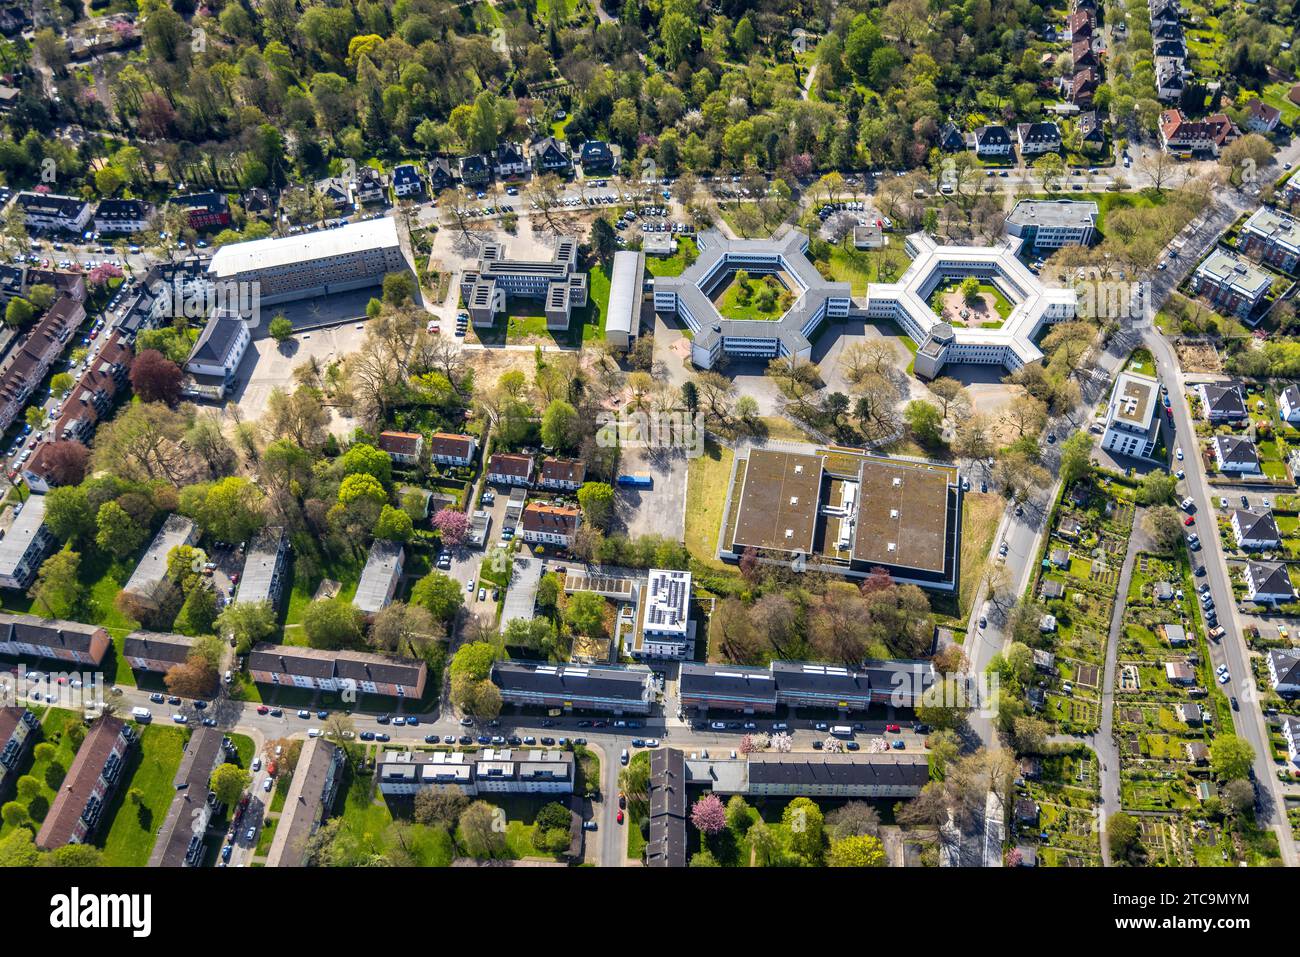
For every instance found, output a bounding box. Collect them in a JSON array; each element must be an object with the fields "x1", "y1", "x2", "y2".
[
  {"x1": 714, "y1": 274, "x2": 787, "y2": 321},
  {"x1": 645, "y1": 237, "x2": 698, "y2": 278},
  {"x1": 282, "y1": 552, "x2": 364, "y2": 645},
  {"x1": 821, "y1": 243, "x2": 912, "y2": 296},
  {"x1": 99, "y1": 723, "x2": 189, "y2": 866},
  {"x1": 333, "y1": 765, "x2": 455, "y2": 866},
  {"x1": 685, "y1": 438, "x2": 734, "y2": 570},
  {"x1": 1064, "y1": 189, "x2": 1165, "y2": 234}
]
